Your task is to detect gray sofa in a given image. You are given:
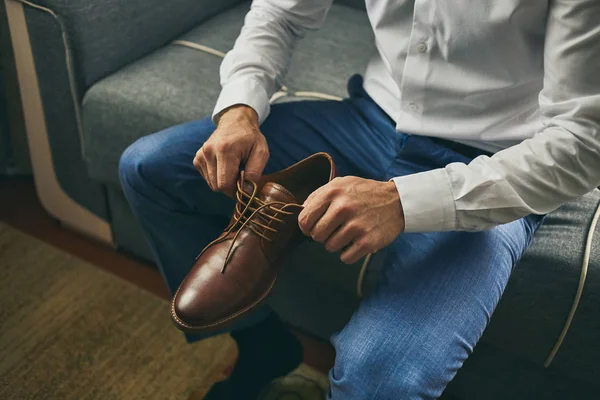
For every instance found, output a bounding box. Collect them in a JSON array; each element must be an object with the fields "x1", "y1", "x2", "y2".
[{"x1": 5, "y1": 0, "x2": 599, "y2": 398}]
